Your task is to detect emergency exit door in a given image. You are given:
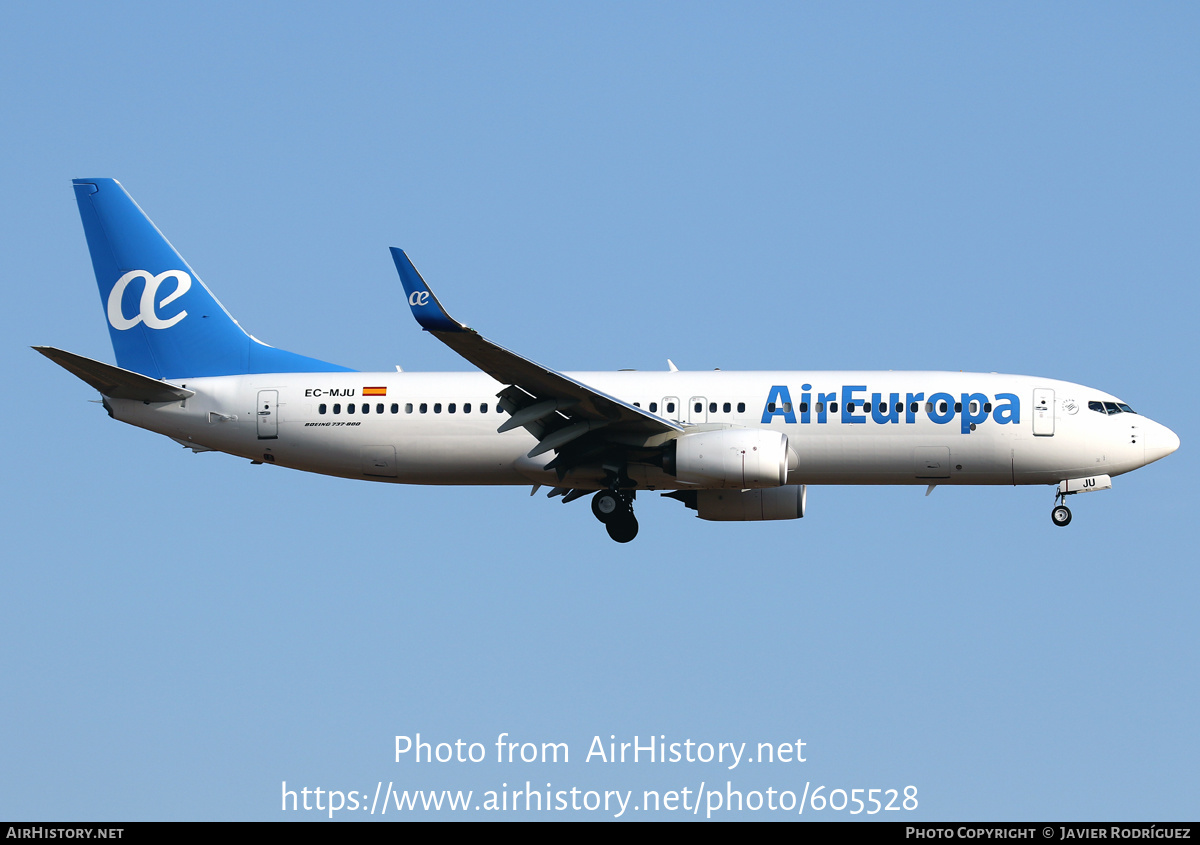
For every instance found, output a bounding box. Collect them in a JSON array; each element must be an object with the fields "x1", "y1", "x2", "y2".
[{"x1": 661, "y1": 396, "x2": 680, "y2": 422}]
